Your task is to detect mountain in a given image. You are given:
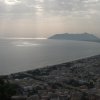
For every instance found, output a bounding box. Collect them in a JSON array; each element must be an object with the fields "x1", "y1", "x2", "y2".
[{"x1": 49, "y1": 33, "x2": 100, "y2": 42}]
